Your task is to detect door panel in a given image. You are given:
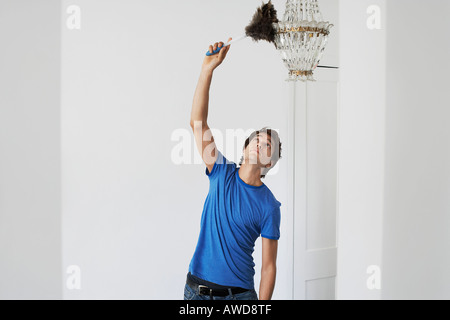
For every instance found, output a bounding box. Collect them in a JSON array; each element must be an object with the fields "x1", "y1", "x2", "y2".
[{"x1": 293, "y1": 68, "x2": 339, "y2": 299}]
